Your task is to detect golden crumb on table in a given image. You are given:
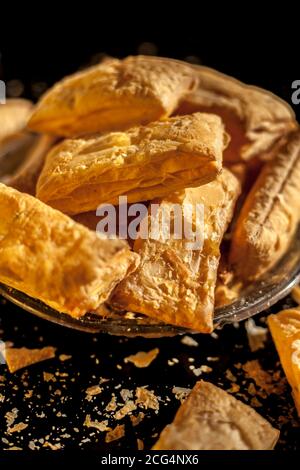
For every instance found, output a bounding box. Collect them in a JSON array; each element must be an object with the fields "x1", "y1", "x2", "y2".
[
  {"x1": 105, "y1": 424, "x2": 125, "y2": 443},
  {"x1": 4, "y1": 346, "x2": 56, "y2": 373},
  {"x1": 124, "y1": 348, "x2": 159, "y2": 368}
]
